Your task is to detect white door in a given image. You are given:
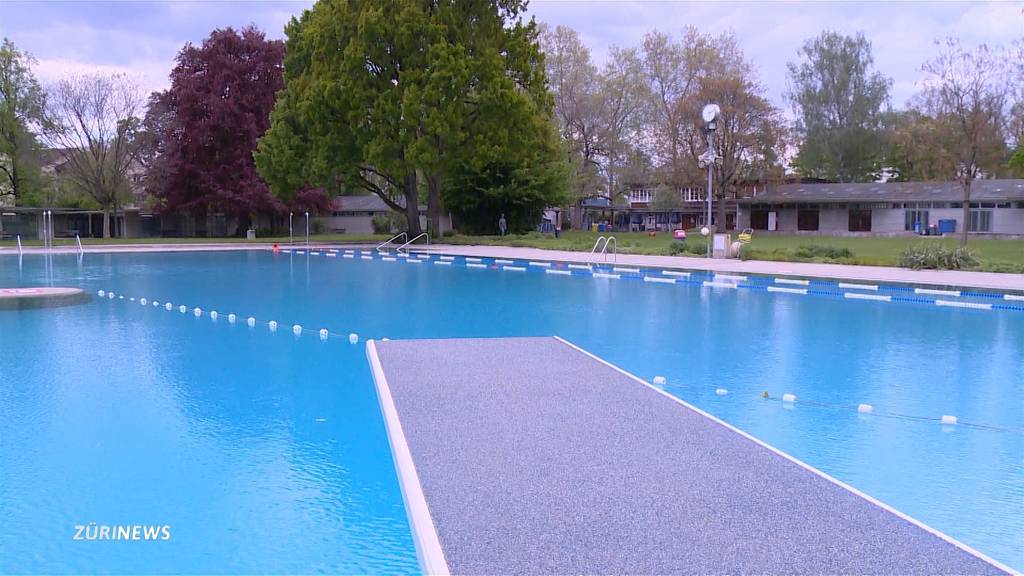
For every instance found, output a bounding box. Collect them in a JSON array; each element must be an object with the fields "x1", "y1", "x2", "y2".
[{"x1": 767, "y1": 211, "x2": 777, "y2": 231}]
